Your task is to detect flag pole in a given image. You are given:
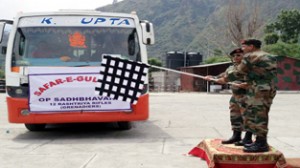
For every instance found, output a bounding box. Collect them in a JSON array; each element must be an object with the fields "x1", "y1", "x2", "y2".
[
  {"x1": 150, "y1": 65, "x2": 236, "y2": 86},
  {"x1": 150, "y1": 65, "x2": 206, "y2": 79}
]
